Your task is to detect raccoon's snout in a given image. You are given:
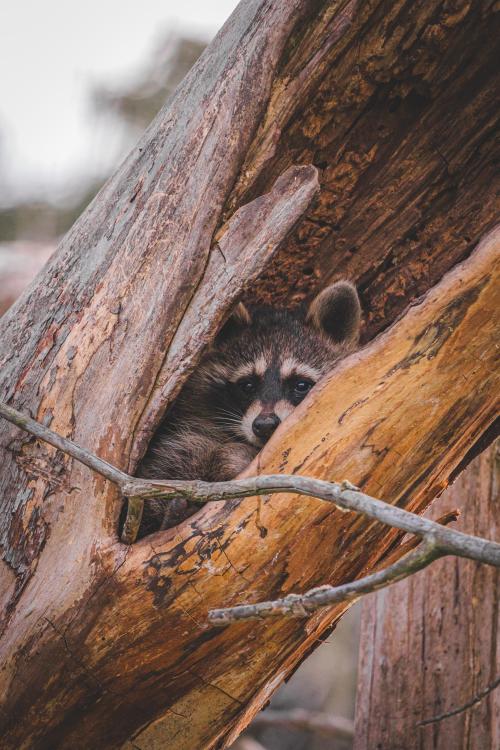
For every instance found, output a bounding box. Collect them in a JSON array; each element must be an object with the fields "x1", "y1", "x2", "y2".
[{"x1": 252, "y1": 413, "x2": 281, "y2": 441}]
